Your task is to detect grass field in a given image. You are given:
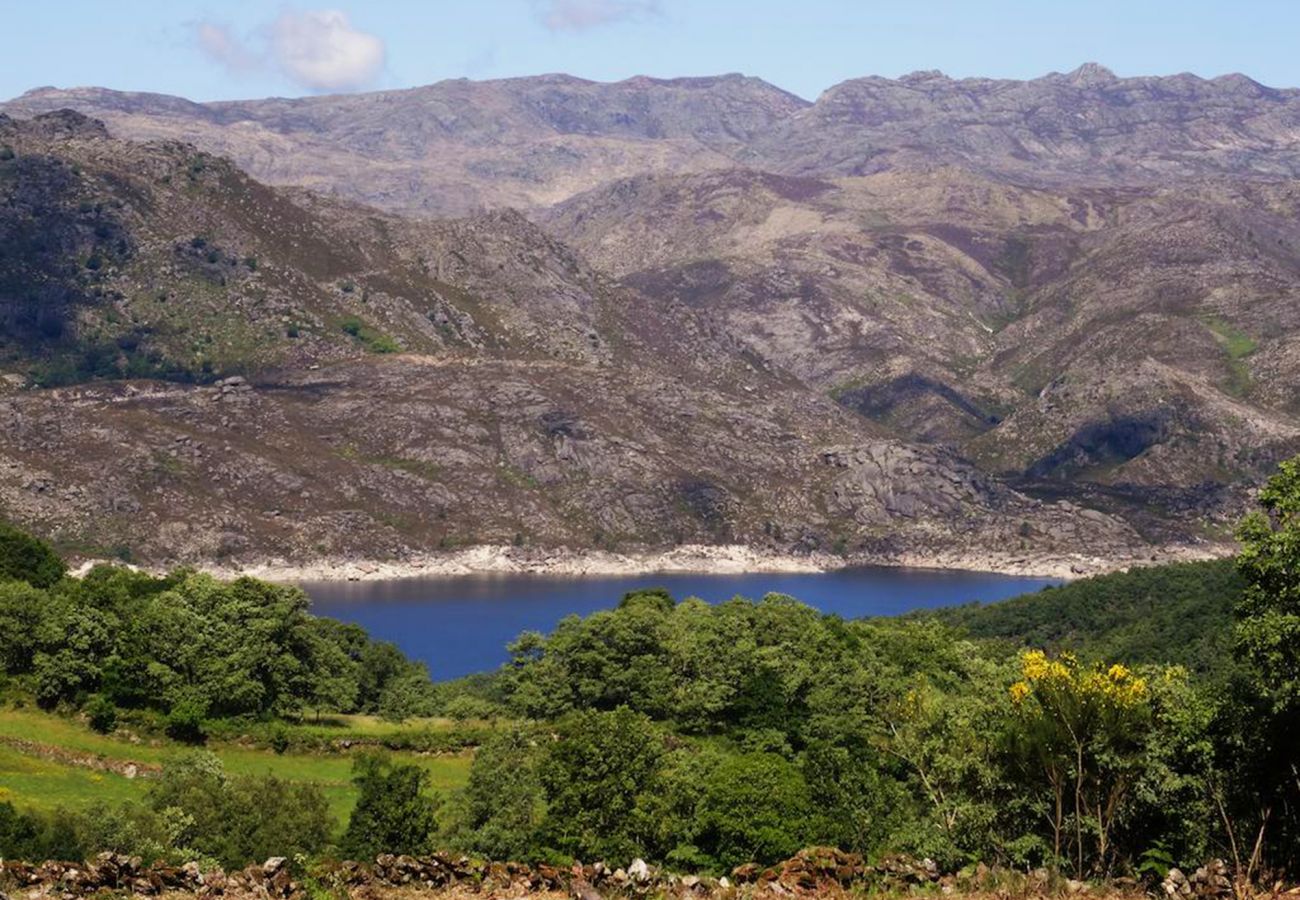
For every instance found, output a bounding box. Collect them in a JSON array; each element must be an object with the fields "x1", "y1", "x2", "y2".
[
  {"x1": 0, "y1": 744, "x2": 144, "y2": 811},
  {"x1": 0, "y1": 707, "x2": 475, "y2": 825}
]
